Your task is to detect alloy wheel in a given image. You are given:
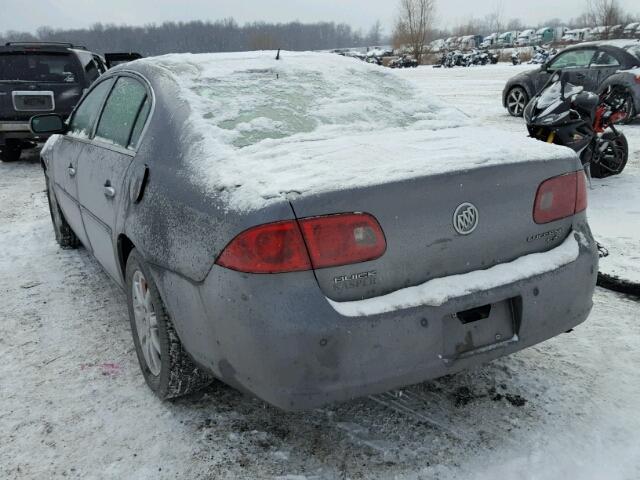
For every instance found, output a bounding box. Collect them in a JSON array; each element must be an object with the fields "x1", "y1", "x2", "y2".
[
  {"x1": 132, "y1": 270, "x2": 162, "y2": 376},
  {"x1": 507, "y1": 88, "x2": 527, "y2": 116}
]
